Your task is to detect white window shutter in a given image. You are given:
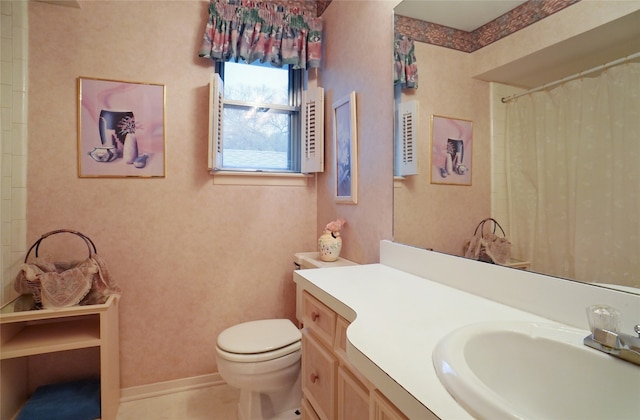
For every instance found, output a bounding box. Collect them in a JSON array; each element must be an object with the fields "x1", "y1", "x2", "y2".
[
  {"x1": 208, "y1": 73, "x2": 224, "y2": 171},
  {"x1": 301, "y1": 86, "x2": 324, "y2": 173},
  {"x1": 395, "y1": 100, "x2": 418, "y2": 176}
]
